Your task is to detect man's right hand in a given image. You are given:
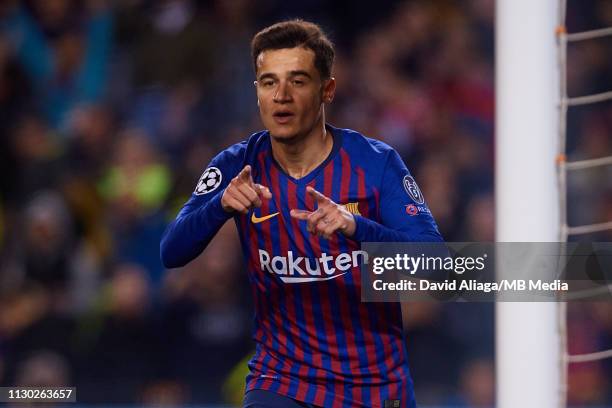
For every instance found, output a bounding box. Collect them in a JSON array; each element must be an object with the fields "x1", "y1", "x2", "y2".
[{"x1": 221, "y1": 165, "x2": 272, "y2": 214}]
